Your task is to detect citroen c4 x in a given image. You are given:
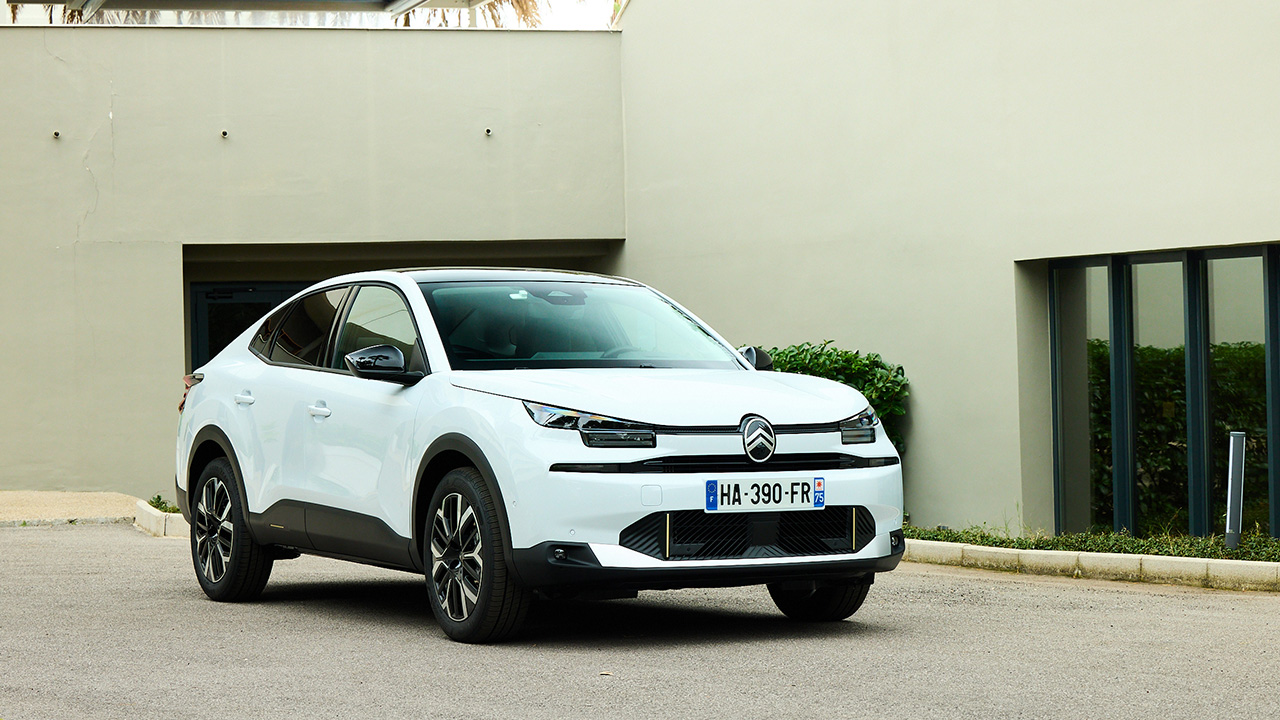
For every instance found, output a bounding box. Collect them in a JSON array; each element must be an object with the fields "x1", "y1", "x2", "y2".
[{"x1": 175, "y1": 268, "x2": 904, "y2": 643}]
